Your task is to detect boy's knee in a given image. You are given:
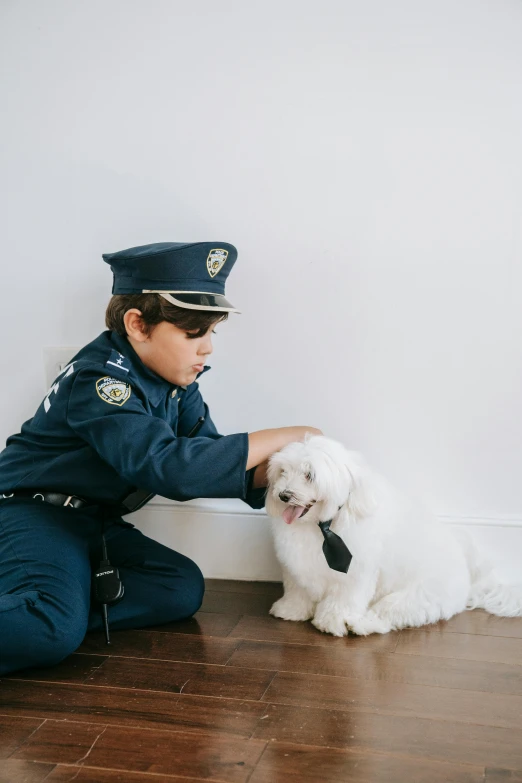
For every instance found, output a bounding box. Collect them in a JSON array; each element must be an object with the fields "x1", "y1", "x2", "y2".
[
  {"x1": 35, "y1": 625, "x2": 86, "y2": 668},
  {"x1": 0, "y1": 589, "x2": 88, "y2": 675},
  {"x1": 154, "y1": 557, "x2": 205, "y2": 622},
  {"x1": 175, "y1": 559, "x2": 205, "y2": 619}
]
